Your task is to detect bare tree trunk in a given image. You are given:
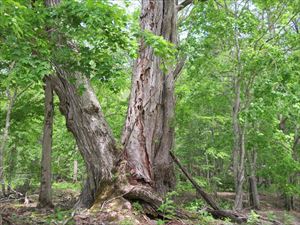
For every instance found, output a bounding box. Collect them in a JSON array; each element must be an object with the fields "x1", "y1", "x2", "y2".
[
  {"x1": 122, "y1": 0, "x2": 178, "y2": 195},
  {"x1": 232, "y1": 0, "x2": 245, "y2": 211},
  {"x1": 38, "y1": 78, "x2": 54, "y2": 208},
  {"x1": 49, "y1": 72, "x2": 118, "y2": 208},
  {"x1": 0, "y1": 87, "x2": 17, "y2": 197}
]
